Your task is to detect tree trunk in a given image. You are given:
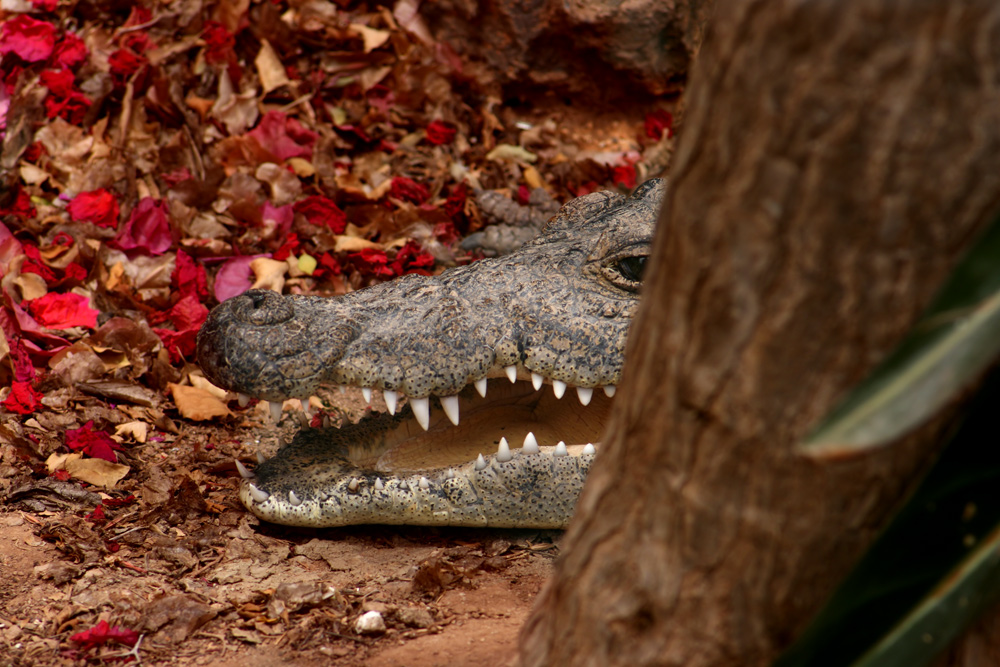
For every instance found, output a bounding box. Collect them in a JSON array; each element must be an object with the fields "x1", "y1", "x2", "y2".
[{"x1": 520, "y1": 1, "x2": 1000, "y2": 666}]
